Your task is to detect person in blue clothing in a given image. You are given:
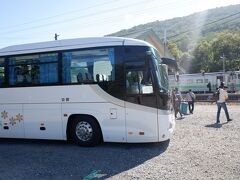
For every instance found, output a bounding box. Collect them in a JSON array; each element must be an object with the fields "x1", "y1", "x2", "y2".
[{"x1": 216, "y1": 82, "x2": 233, "y2": 124}]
